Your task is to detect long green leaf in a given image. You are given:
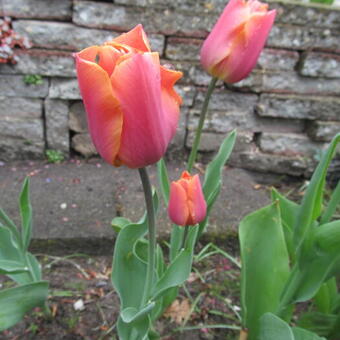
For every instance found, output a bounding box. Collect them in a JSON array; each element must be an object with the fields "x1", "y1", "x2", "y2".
[
  {"x1": 294, "y1": 133, "x2": 340, "y2": 257},
  {"x1": 292, "y1": 327, "x2": 327, "y2": 340},
  {"x1": 0, "y1": 208, "x2": 21, "y2": 248},
  {"x1": 157, "y1": 158, "x2": 170, "y2": 204},
  {"x1": 121, "y1": 302, "x2": 156, "y2": 323},
  {"x1": 19, "y1": 177, "x2": 33, "y2": 251},
  {"x1": 117, "y1": 314, "x2": 150, "y2": 340},
  {"x1": 321, "y1": 181, "x2": 340, "y2": 225},
  {"x1": 0, "y1": 281, "x2": 48, "y2": 331},
  {"x1": 240, "y1": 202, "x2": 290, "y2": 340},
  {"x1": 259, "y1": 313, "x2": 294, "y2": 340},
  {"x1": 0, "y1": 260, "x2": 29, "y2": 275},
  {"x1": 297, "y1": 311, "x2": 337, "y2": 336}
]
